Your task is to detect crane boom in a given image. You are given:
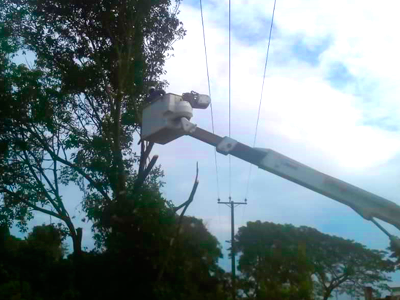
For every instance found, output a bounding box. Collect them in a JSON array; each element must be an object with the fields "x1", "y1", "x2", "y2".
[
  {"x1": 141, "y1": 92, "x2": 400, "y2": 245},
  {"x1": 189, "y1": 128, "x2": 400, "y2": 231}
]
